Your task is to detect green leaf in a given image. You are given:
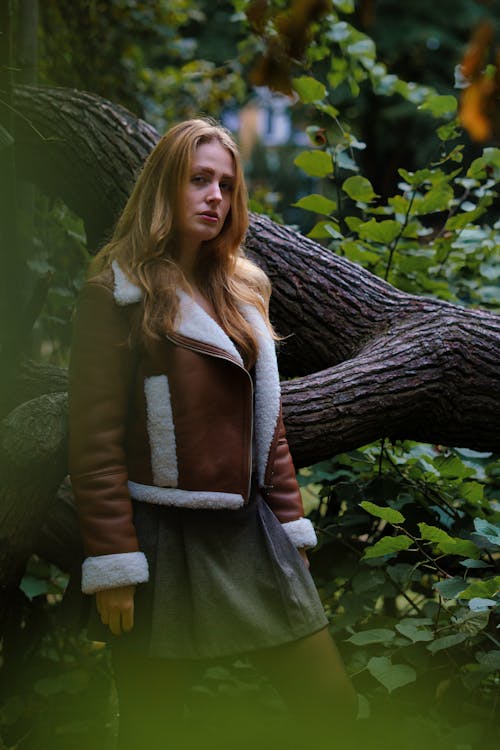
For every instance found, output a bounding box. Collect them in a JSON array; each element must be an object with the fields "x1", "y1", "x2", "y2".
[
  {"x1": 418, "y1": 524, "x2": 480, "y2": 558},
  {"x1": 468, "y1": 598, "x2": 498, "y2": 612},
  {"x1": 345, "y1": 216, "x2": 363, "y2": 232},
  {"x1": 332, "y1": 1, "x2": 355, "y2": 15},
  {"x1": 398, "y1": 168, "x2": 434, "y2": 186},
  {"x1": 358, "y1": 219, "x2": 401, "y2": 244},
  {"x1": 293, "y1": 194, "x2": 337, "y2": 215},
  {"x1": 440, "y1": 539, "x2": 481, "y2": 559},
  {"x1": 433, "y1": 454, "x2": 473, "y2": 479},
  {"x1": 360, "y1": 501, "x2": 405, "y2": 524},
  {"x1": 414, "y1": 184, "x2": 454, "y2": 214},
  {"x1": 459, "y1": 577, "x2": 500, "y2": 601},
  {"x1": 347, "y1": 628, "x2": 396, "y2": 646},
  {"x1": 437, "y1": 121, "x2": 461, "y2": 141},
  {"x1": 459, "y1": 559, "x2": 492, "y2": 569},
  {"x1": 342, "y1": 176, "x2": 378, "y2": 202},
  {"x1": 434, "y1": 578, "x2": 468, "y2": 599},
  {"x1": 474, "y1": 518, "x2": 500, "y2": 547},
  {"x1": 316, "y1": 102, "x2": 340, "y2": 119},
  {"x1": 292, "y1": 76, "x2": 326, "y2": 103},
  {"x1": 307, "y1": 220, "x2": 341, "y2": 239},
  {"x1": 362, "y1": 535, "x2": 412, "y2": 560},
  {"x1": 419, "y1": 94, "x2": 458, "y2": 117},
  {"x1": 20, "y1": 575, "x2": 49, "y2": 600},
  {"x1": 347, "y1": 39, "x2": 376, "y2": 58},
  {"x1": 467, "y1": 147, "x2": 500, "y2": 179},
  {"x1": 294, "y1": 150, "x2": 333, "y2": 178},
  {"x1": 476, "y1": 650, "x2": 500, "y2": 672},
  {"x1": 367, "y1": 657, "x2": 416, "y2": 693},
  {"x1": 395, "y1": 622, "x2": 434, "y2": 643},
  {"x1": 427, "y1": 633, "x2": 467, "y2": 654},
  {"x1": 340, "y1": 241, "x2": 381, "y2": 265}
]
